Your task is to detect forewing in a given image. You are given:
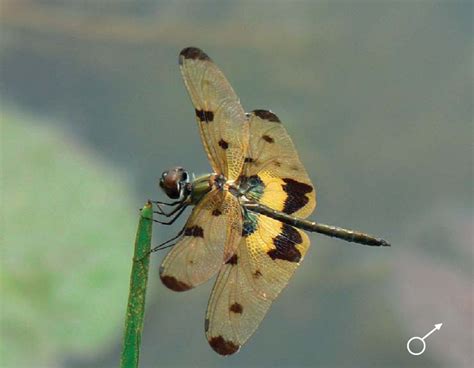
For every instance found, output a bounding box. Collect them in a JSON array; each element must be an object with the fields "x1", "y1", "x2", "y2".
[
  {"x1": 179, "y1": 47, "x2": 249, "y2": 180},
  {"x1": 159, "y1": 189, "x2": 242, "y2": 292},
  {"x1": 241, "y1": 110, "x2": 316, "y2": 218},
  {"x1": 205, "y1": 211, "x2": 310, "y2": 355}
]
